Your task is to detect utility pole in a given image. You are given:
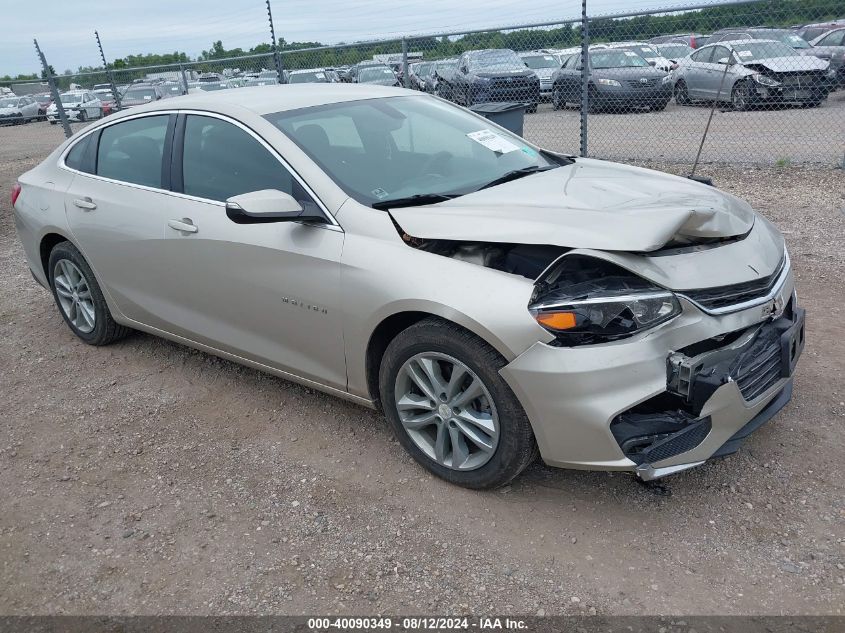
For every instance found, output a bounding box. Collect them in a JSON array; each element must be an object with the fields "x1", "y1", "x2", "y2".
[
  {"x1": 34, "y1": 39, "x2": 72, "y2": 138},
  {"x1": 94, "y1": 30, "x2": 122, "y2": 110},
  {"x1": 266, "y1": 0, "x2": 285, "y2": 83}
]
